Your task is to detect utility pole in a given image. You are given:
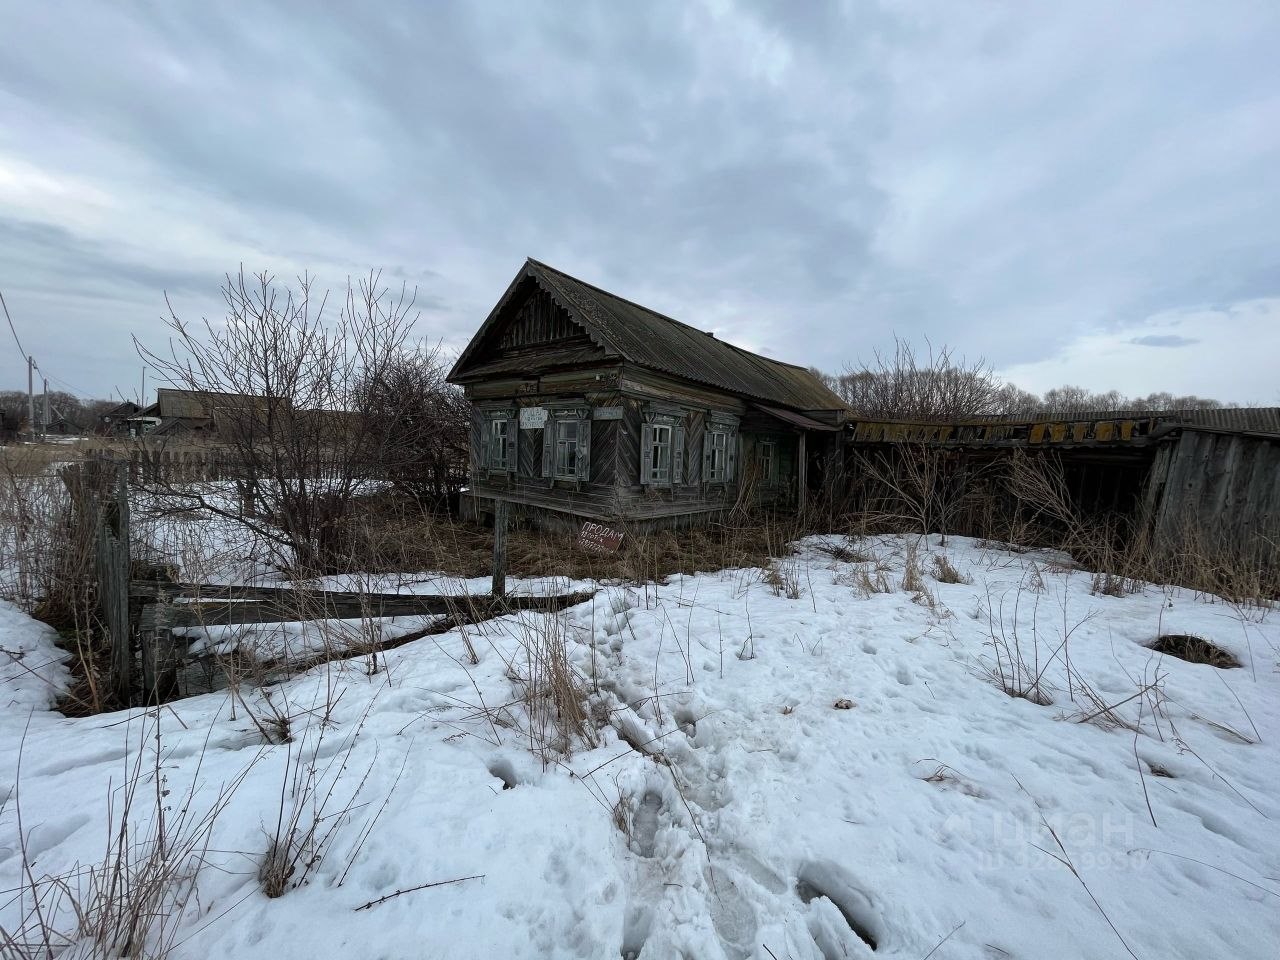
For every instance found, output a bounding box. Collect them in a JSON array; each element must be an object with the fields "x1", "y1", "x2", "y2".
[
  {"x1": 42, "y1": 377, "x2": 49, "y2": 439},
  {"x1": 26, "y1": 355, "x2": 34, "y2": 440}
]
